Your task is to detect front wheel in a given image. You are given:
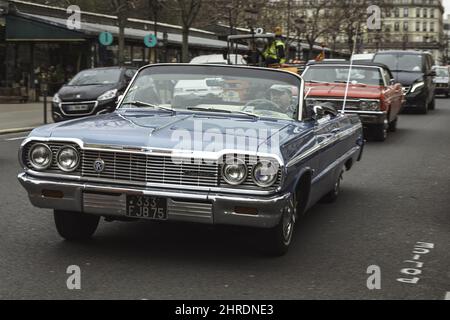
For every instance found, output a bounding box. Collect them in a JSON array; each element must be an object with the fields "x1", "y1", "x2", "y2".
[
  {"x1": 321, "y1": 170, "x2": 343, "y2": 204},
  {"x1": 262, "y1": 196, "x2": 297, "y2": 256},
  {"x1": 54, "y1": 210, "x2": 100, "y2": 241}
]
